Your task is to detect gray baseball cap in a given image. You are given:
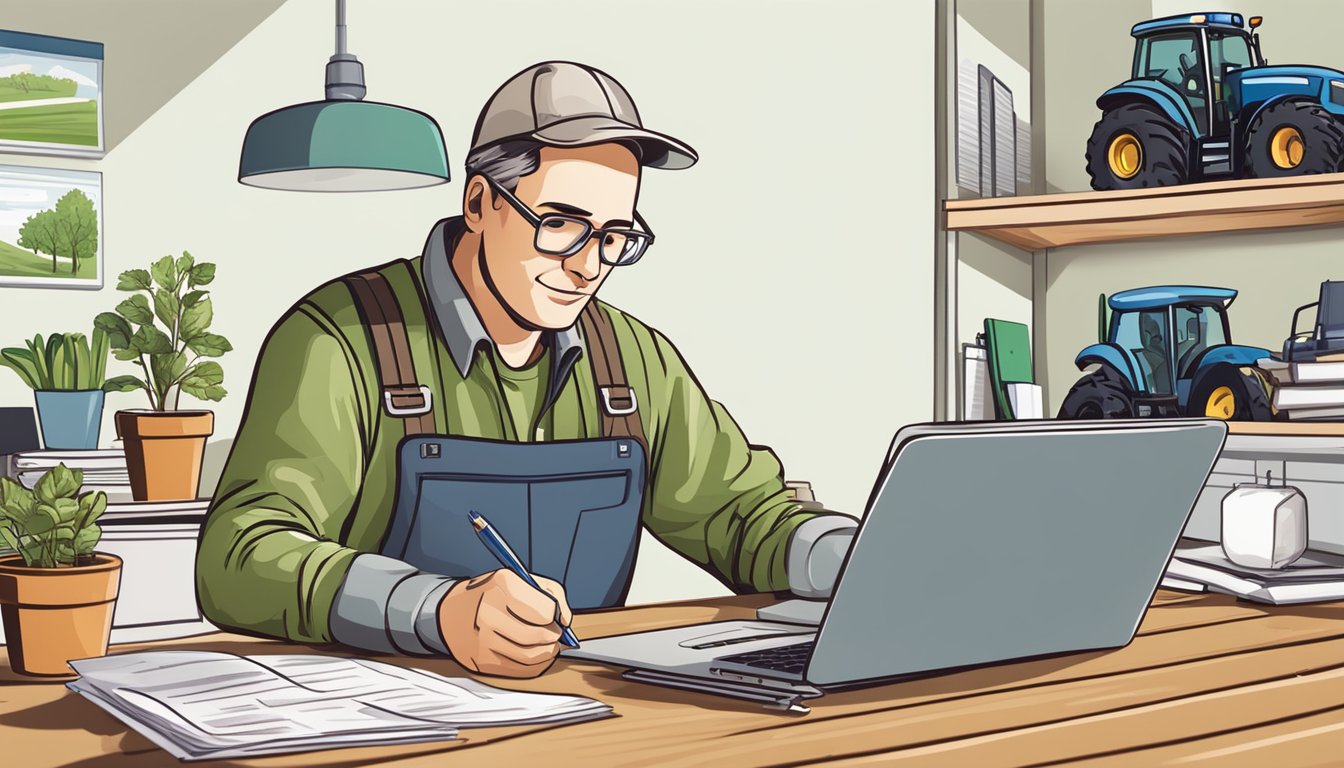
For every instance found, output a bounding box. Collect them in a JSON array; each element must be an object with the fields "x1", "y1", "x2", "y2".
[{"x1": 470, "y1": 61, "x2": 698, "y2": 170}]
